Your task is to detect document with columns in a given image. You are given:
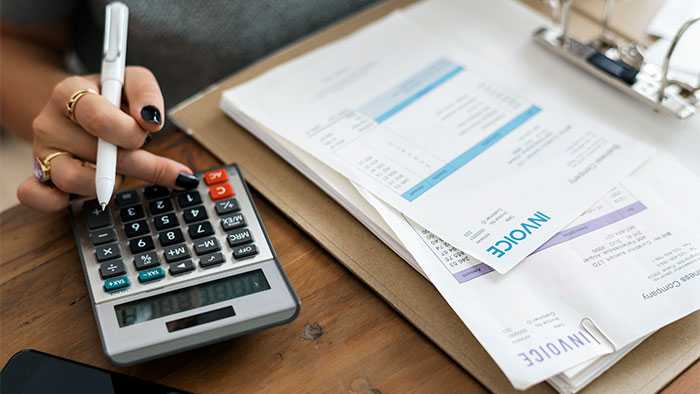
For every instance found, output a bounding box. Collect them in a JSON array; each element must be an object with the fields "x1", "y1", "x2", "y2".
[
  {"x1": 360, "y1": 154, "x2": 700, "y2": 389},
  {"x1": 222, "y1": 13, "x2": 652, "y2": 274}
]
